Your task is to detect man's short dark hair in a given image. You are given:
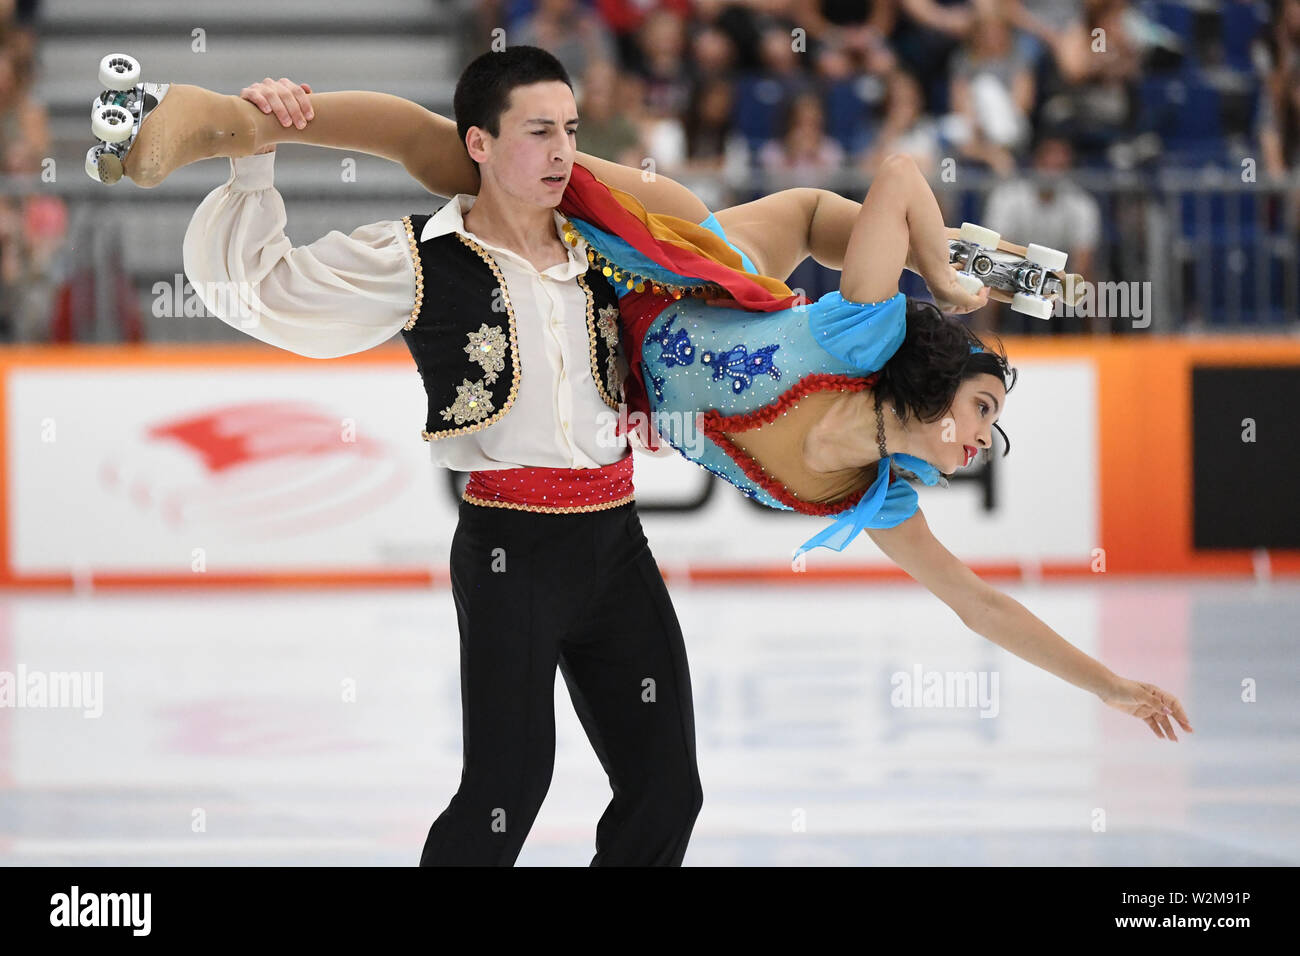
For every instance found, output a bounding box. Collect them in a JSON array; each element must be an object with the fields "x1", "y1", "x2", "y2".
[{"x1": 454, "y1": 46, "x2": 574, "y2": 169}]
